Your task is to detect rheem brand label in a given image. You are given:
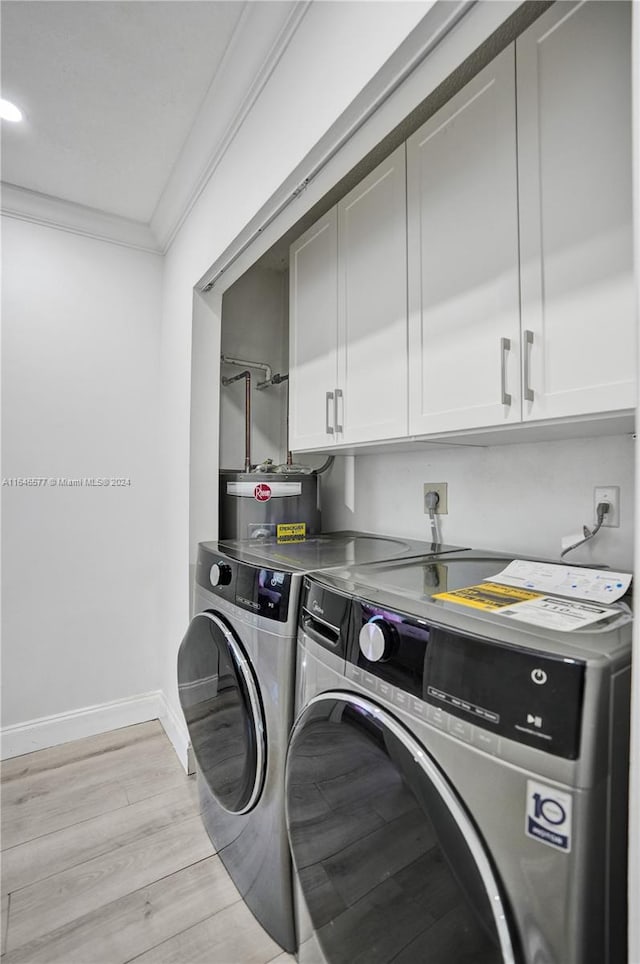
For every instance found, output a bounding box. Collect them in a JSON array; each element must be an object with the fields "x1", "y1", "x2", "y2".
[
  {"x1": 525, "y1": 780, "x2": 572, "y2": 852},
  {"x1": 254, "y1": 483, "x2": 272, "y2": 502}
]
